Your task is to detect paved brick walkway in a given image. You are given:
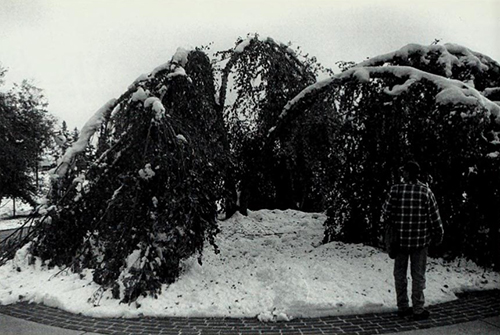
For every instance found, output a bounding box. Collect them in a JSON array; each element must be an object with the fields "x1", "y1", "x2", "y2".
[{"x1": 0, "y1": 290, "x2": 498, "y2": 335}]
